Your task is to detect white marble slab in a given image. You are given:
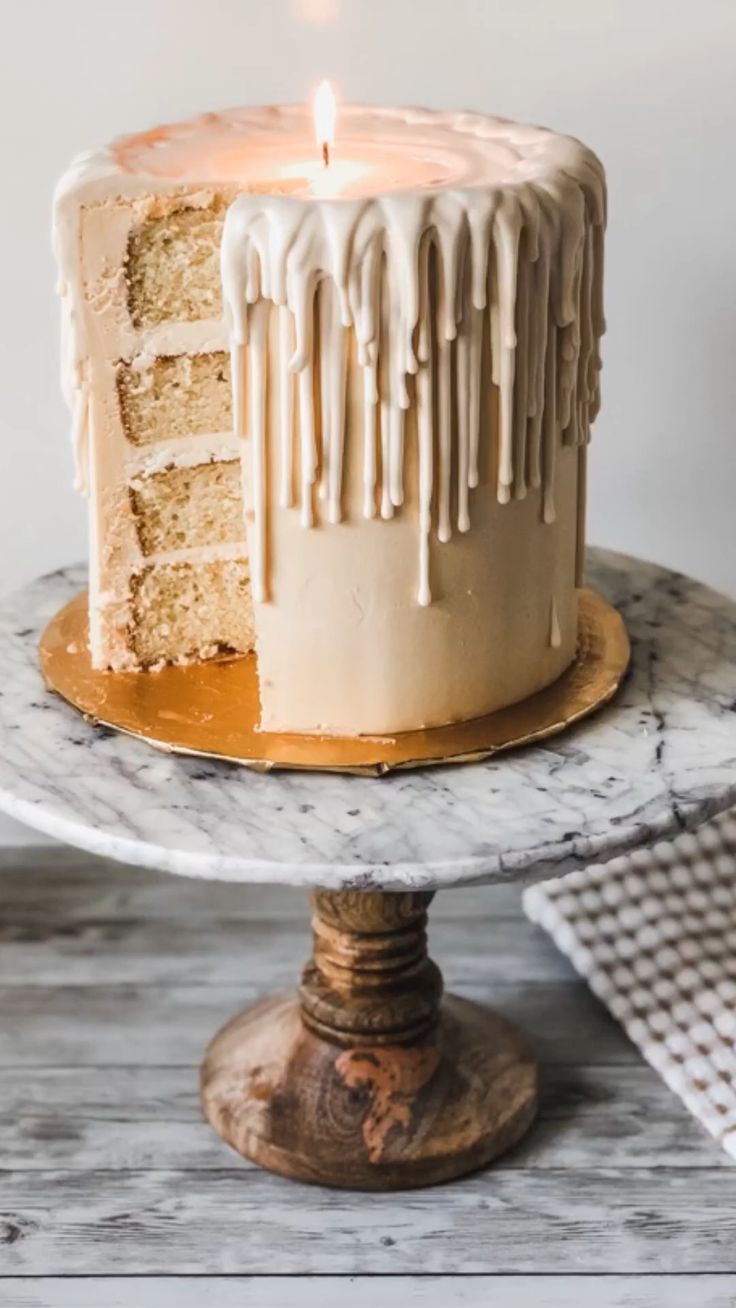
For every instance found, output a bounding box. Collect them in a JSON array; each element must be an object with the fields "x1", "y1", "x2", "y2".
[{"x1": 0, "y1": 549, "x2": 734, "y2": 890}]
